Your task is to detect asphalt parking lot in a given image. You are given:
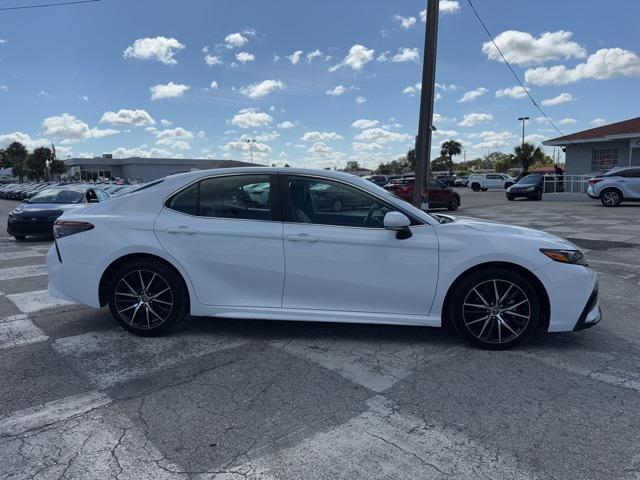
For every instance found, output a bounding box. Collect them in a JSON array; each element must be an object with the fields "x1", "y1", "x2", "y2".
[{"x1": 0, "y1": 192, "x2": 639, "y2": 480}]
